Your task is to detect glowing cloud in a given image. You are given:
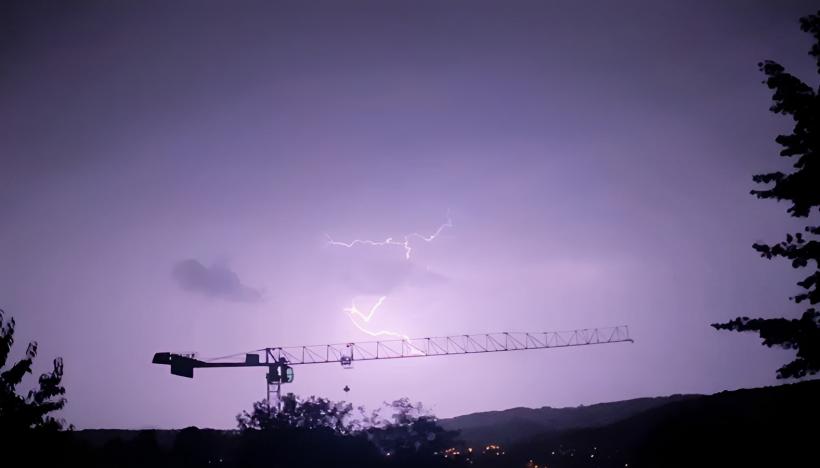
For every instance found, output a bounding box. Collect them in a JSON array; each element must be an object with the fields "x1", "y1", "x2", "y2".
[{"x1": 327, "y1": 215, "x2": 452, "y2": 345}]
